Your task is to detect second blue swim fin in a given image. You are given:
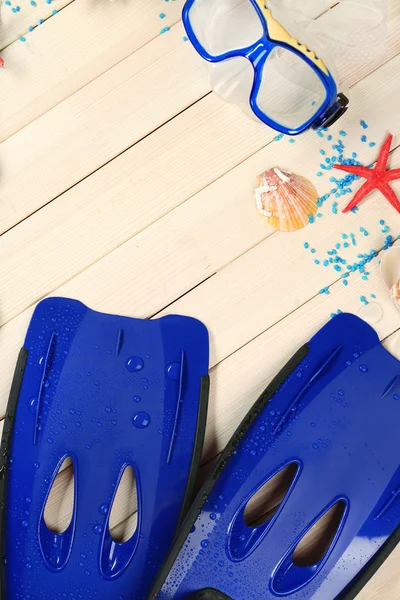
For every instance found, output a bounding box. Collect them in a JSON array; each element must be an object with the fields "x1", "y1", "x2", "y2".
[
  {"x1": 0, "y1": 297, "x2": 209, "y2": 600},
  {"x1": 148, "y1": 313, "x2": 400, "y2": 600}
]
